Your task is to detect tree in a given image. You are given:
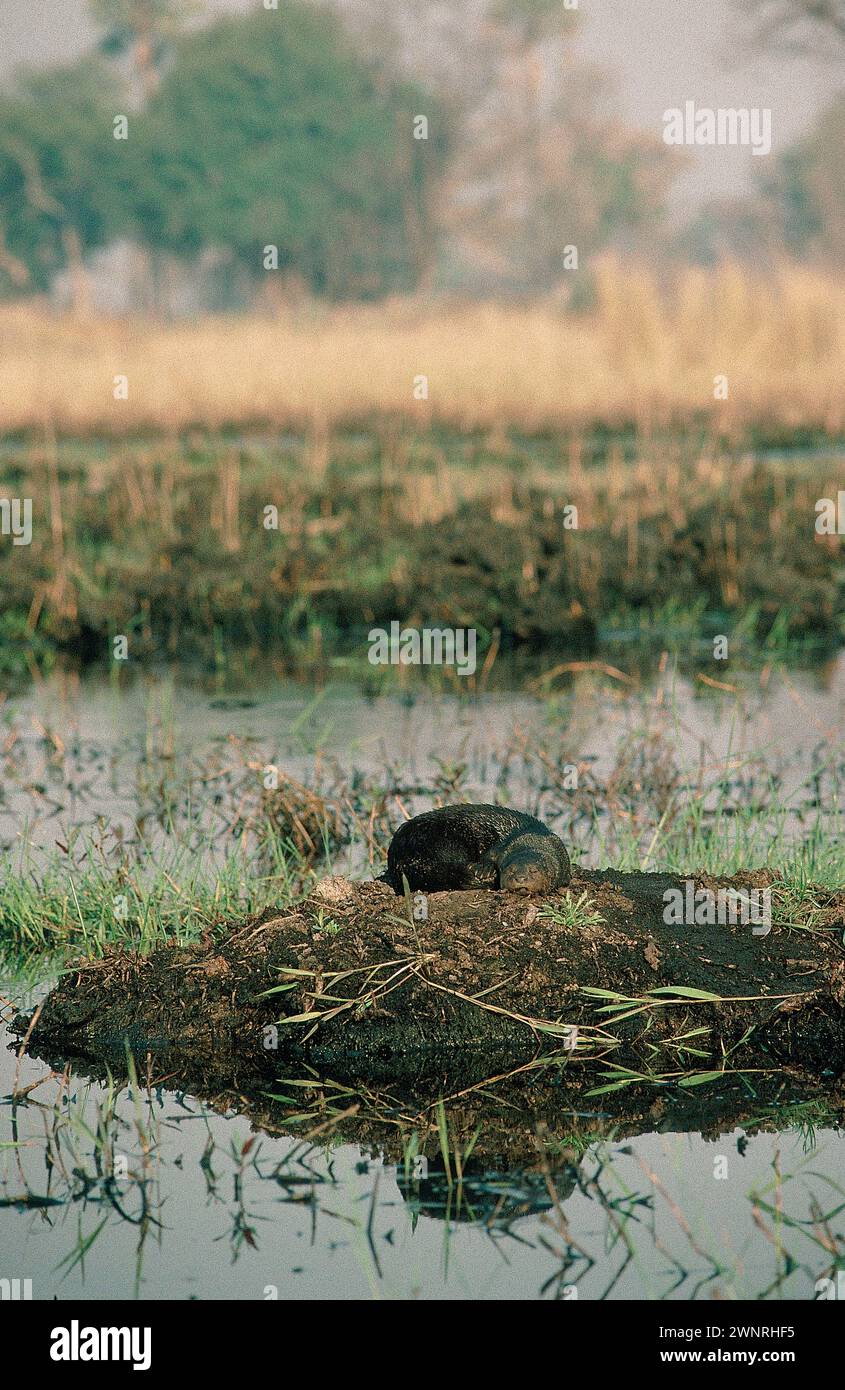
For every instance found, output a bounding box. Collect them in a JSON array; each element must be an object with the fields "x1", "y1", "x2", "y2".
[
  {"x1": 329, "y1": 0, "x2": 678, "y2": 292},
  {"x1": 91, "y1": 0, "x2": 193, "y2": 99},
  {"x1": 0, "y1": 59, "x2": 122, "y2": 305},
  {"x1": 447, "y1": 4, "x2": 677, "y2": 289},
  {"x1": 126, "y1": 5, "x2": 444, "y2": 298},
  {"x1": 761, "y1": 94, "x2": 845, "y2": 266}
]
